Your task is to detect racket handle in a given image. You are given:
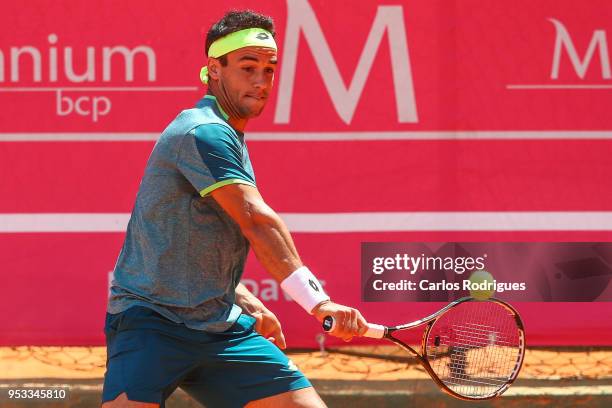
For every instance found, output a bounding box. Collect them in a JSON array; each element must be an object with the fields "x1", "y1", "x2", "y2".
[
  {"x1": 322, "y1": 316, "x2": 386, "y2": 339},
  {"x1": 364, "y1": 323, "x2": 386, "y2": 339}
]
